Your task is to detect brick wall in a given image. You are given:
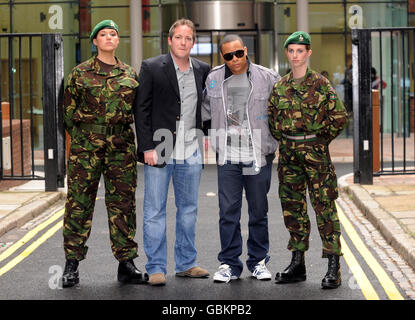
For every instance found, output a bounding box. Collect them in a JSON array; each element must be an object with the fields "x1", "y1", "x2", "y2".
[
  {"x1": 2, "y1": 119, "x2": 32, "y2": 176},
  {"x1": 1, "y1": 102, "x2": 10, "y2": 120},
  {"x1": 411, "y1": 97, "x2": 414, "y2": 133}
]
